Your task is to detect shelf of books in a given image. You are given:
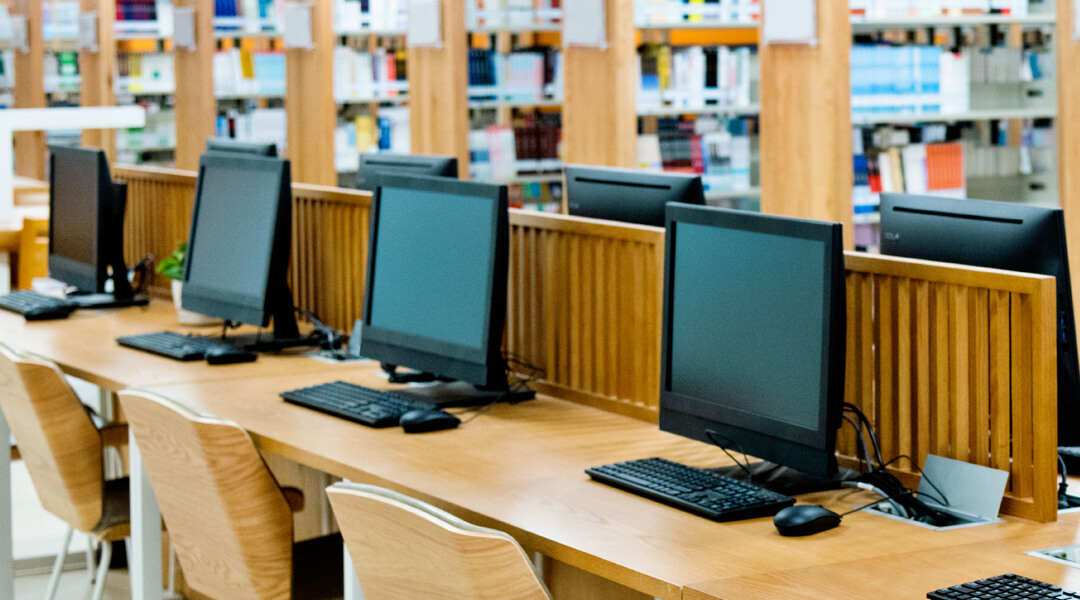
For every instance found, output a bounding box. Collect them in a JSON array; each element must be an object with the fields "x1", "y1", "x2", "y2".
[
  {"x1": 847, "y1": 0, "x2": 1057, "y2": 250},
  {"x1": 633, "y1": 0, "x2": 761, "y2": 210}
]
